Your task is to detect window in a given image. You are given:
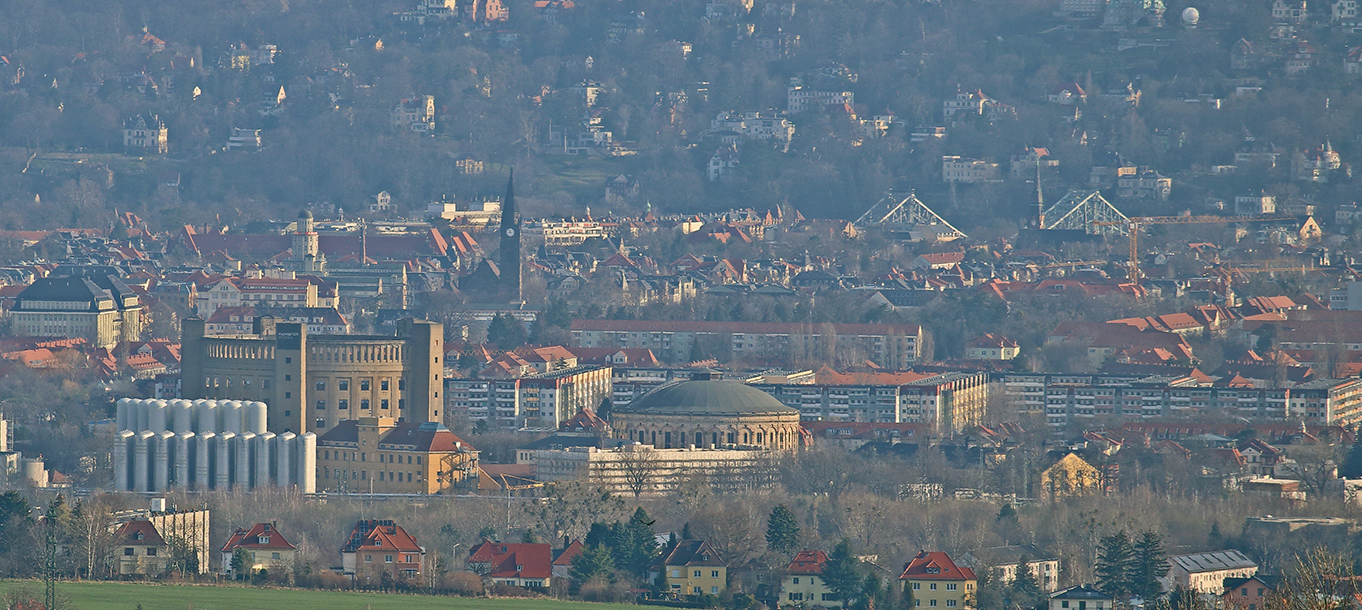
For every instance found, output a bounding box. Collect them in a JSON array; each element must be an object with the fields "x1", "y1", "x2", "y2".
[
  {"x1": 124, "y1": 548, "x2": 133, "y2": 556},
  {"x1": 146, "y1": 548, "x2": 157, "y2": 556},
  {"x1": 912, "y1": 583, "x2": 920, "y2": 590},
  {"x1": 711, "y1": 587, "x2": 719, "y2": 595},
  {"x1": 694, "y1": 570, "x2": 702, "y2": 578},
  {"x1": 262, "y1": 379, "x2": 271, "y2": 390},
  {"x1": 930, "y1": 583, "x2": 937, "y2": 590},
  {"x1": 671, "y1": 569, "x2": 680, "y2": 578},
  {"x1": 929, "y1": 600, "x2": 937, "y2": 607},
  {"x1": 947, "y1": 583, "x2": 957, "y2": 591},
  {"x1": 315, "y1": 418, "x2": 325, "y2": 429},
  {"x1": 316, "y1": 380, "x2": 326, "y2": 391},
  {"x1": 365, "y1": 555, "x2": 372, "y2": 563},
  {"x1": 285, "y1": 357, "x2": 292, "y2": 364},
  {"x1": 285, "y1": 374, "x2": 292, "y2": 381},
  {"x1": 381, "y1": 399, "x2": 389, "y2": 410},
  {"x1": 272, "y1": 552, "x2": 281, "y2": 559},
  {"x1": 915, "y1": 601, "x2": 921, "y2": 607},
  {"x1": 339, "y1": 380, "x2": 350, "y2": 391},
  {"x1": 361, "y1": 399, "x2": 370, "y2": 410},
  {"x1": 1243, "y1": 589, "x2": 1249, "y2": 596},
  {"x1": 1258, "y1": 589, "x2": 1265, "y2": 597},
  {"x1": 385, "y1": 555, "x2": 393, "y2": 563},
  {"x1": 316, "y1": 400, "x2": 326, "y2": 410},
  {"x1": 712, "y1": 570, "x2": 720, "y2": 578},
  {"x1": 339, "y1": 399, "x2": 349, "y2": 410},
  {"x1": 790, "y1": 593, "x2": 803, "y2": 601},
  {"x1": 382, "y1": 380, "x2": 389, "y2": 391},
  {"x1": 399, "y1": 380, "x2": 406, "y2": 390},
  {"x1": 694, "y1": 587, "x2": 702, "y2": 595},
  {"x1": 1062, "y1": 601, "x2": 1069, "y2": 608},
  {"x1": 361, "y1": 380, "x2": 371, "y2": 391},
  {"x1": 792, "y1": 578, "x2": 800, "y2": 585}
]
